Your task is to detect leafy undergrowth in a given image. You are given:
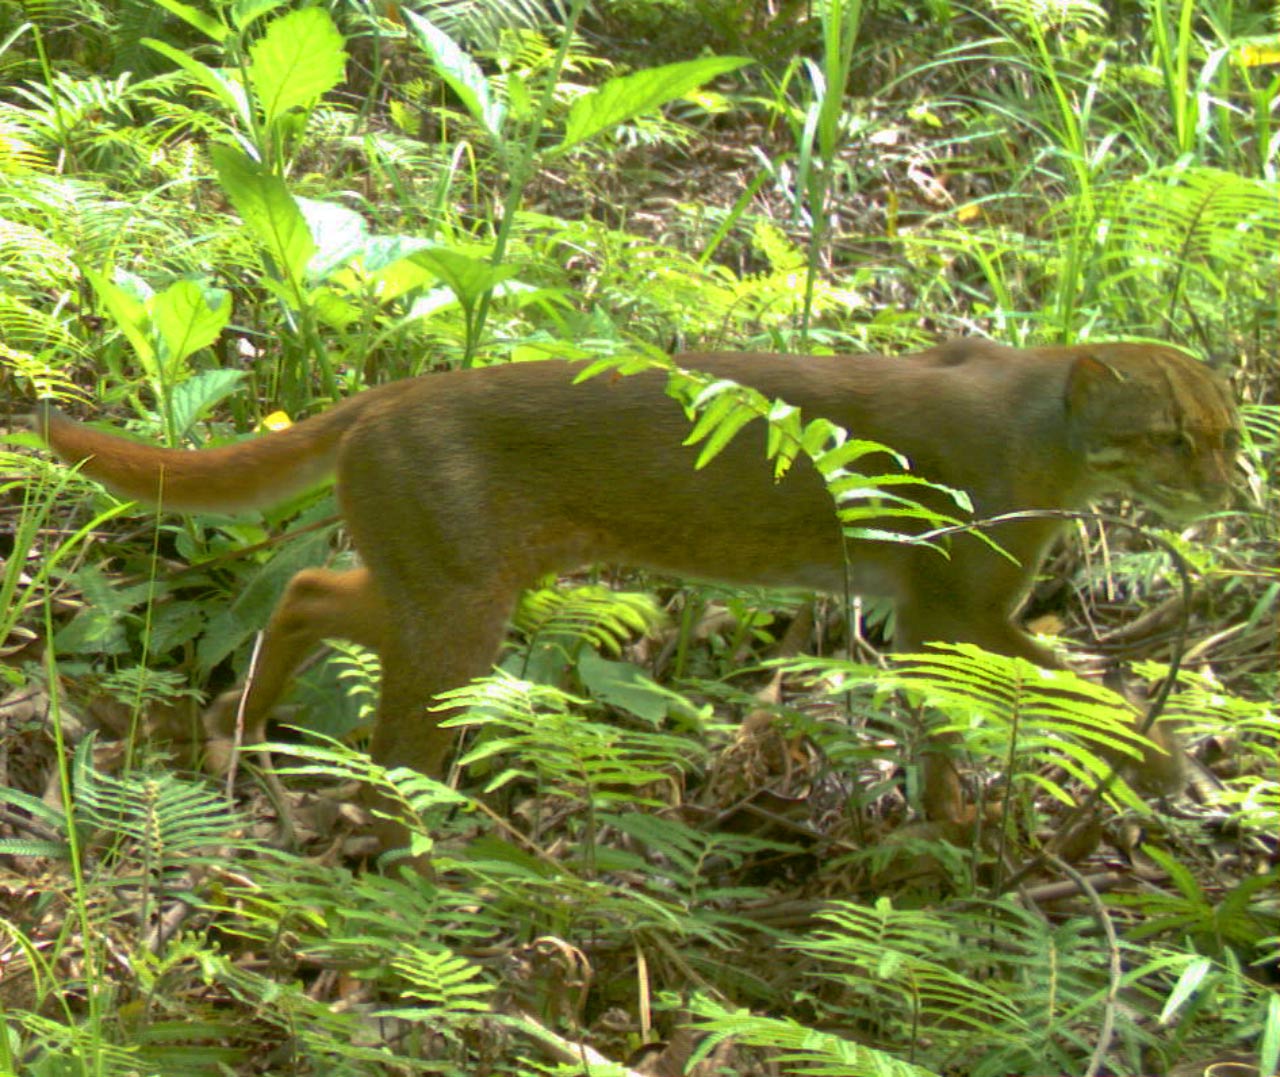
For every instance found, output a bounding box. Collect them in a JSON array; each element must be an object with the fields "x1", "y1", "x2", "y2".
[
  {"x1": 1, "y1": 0, "x2": 1278, "y2": 1073},
  {"x1": 1, "y1": 584, "x2": 1277, "y2": 1074}
]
